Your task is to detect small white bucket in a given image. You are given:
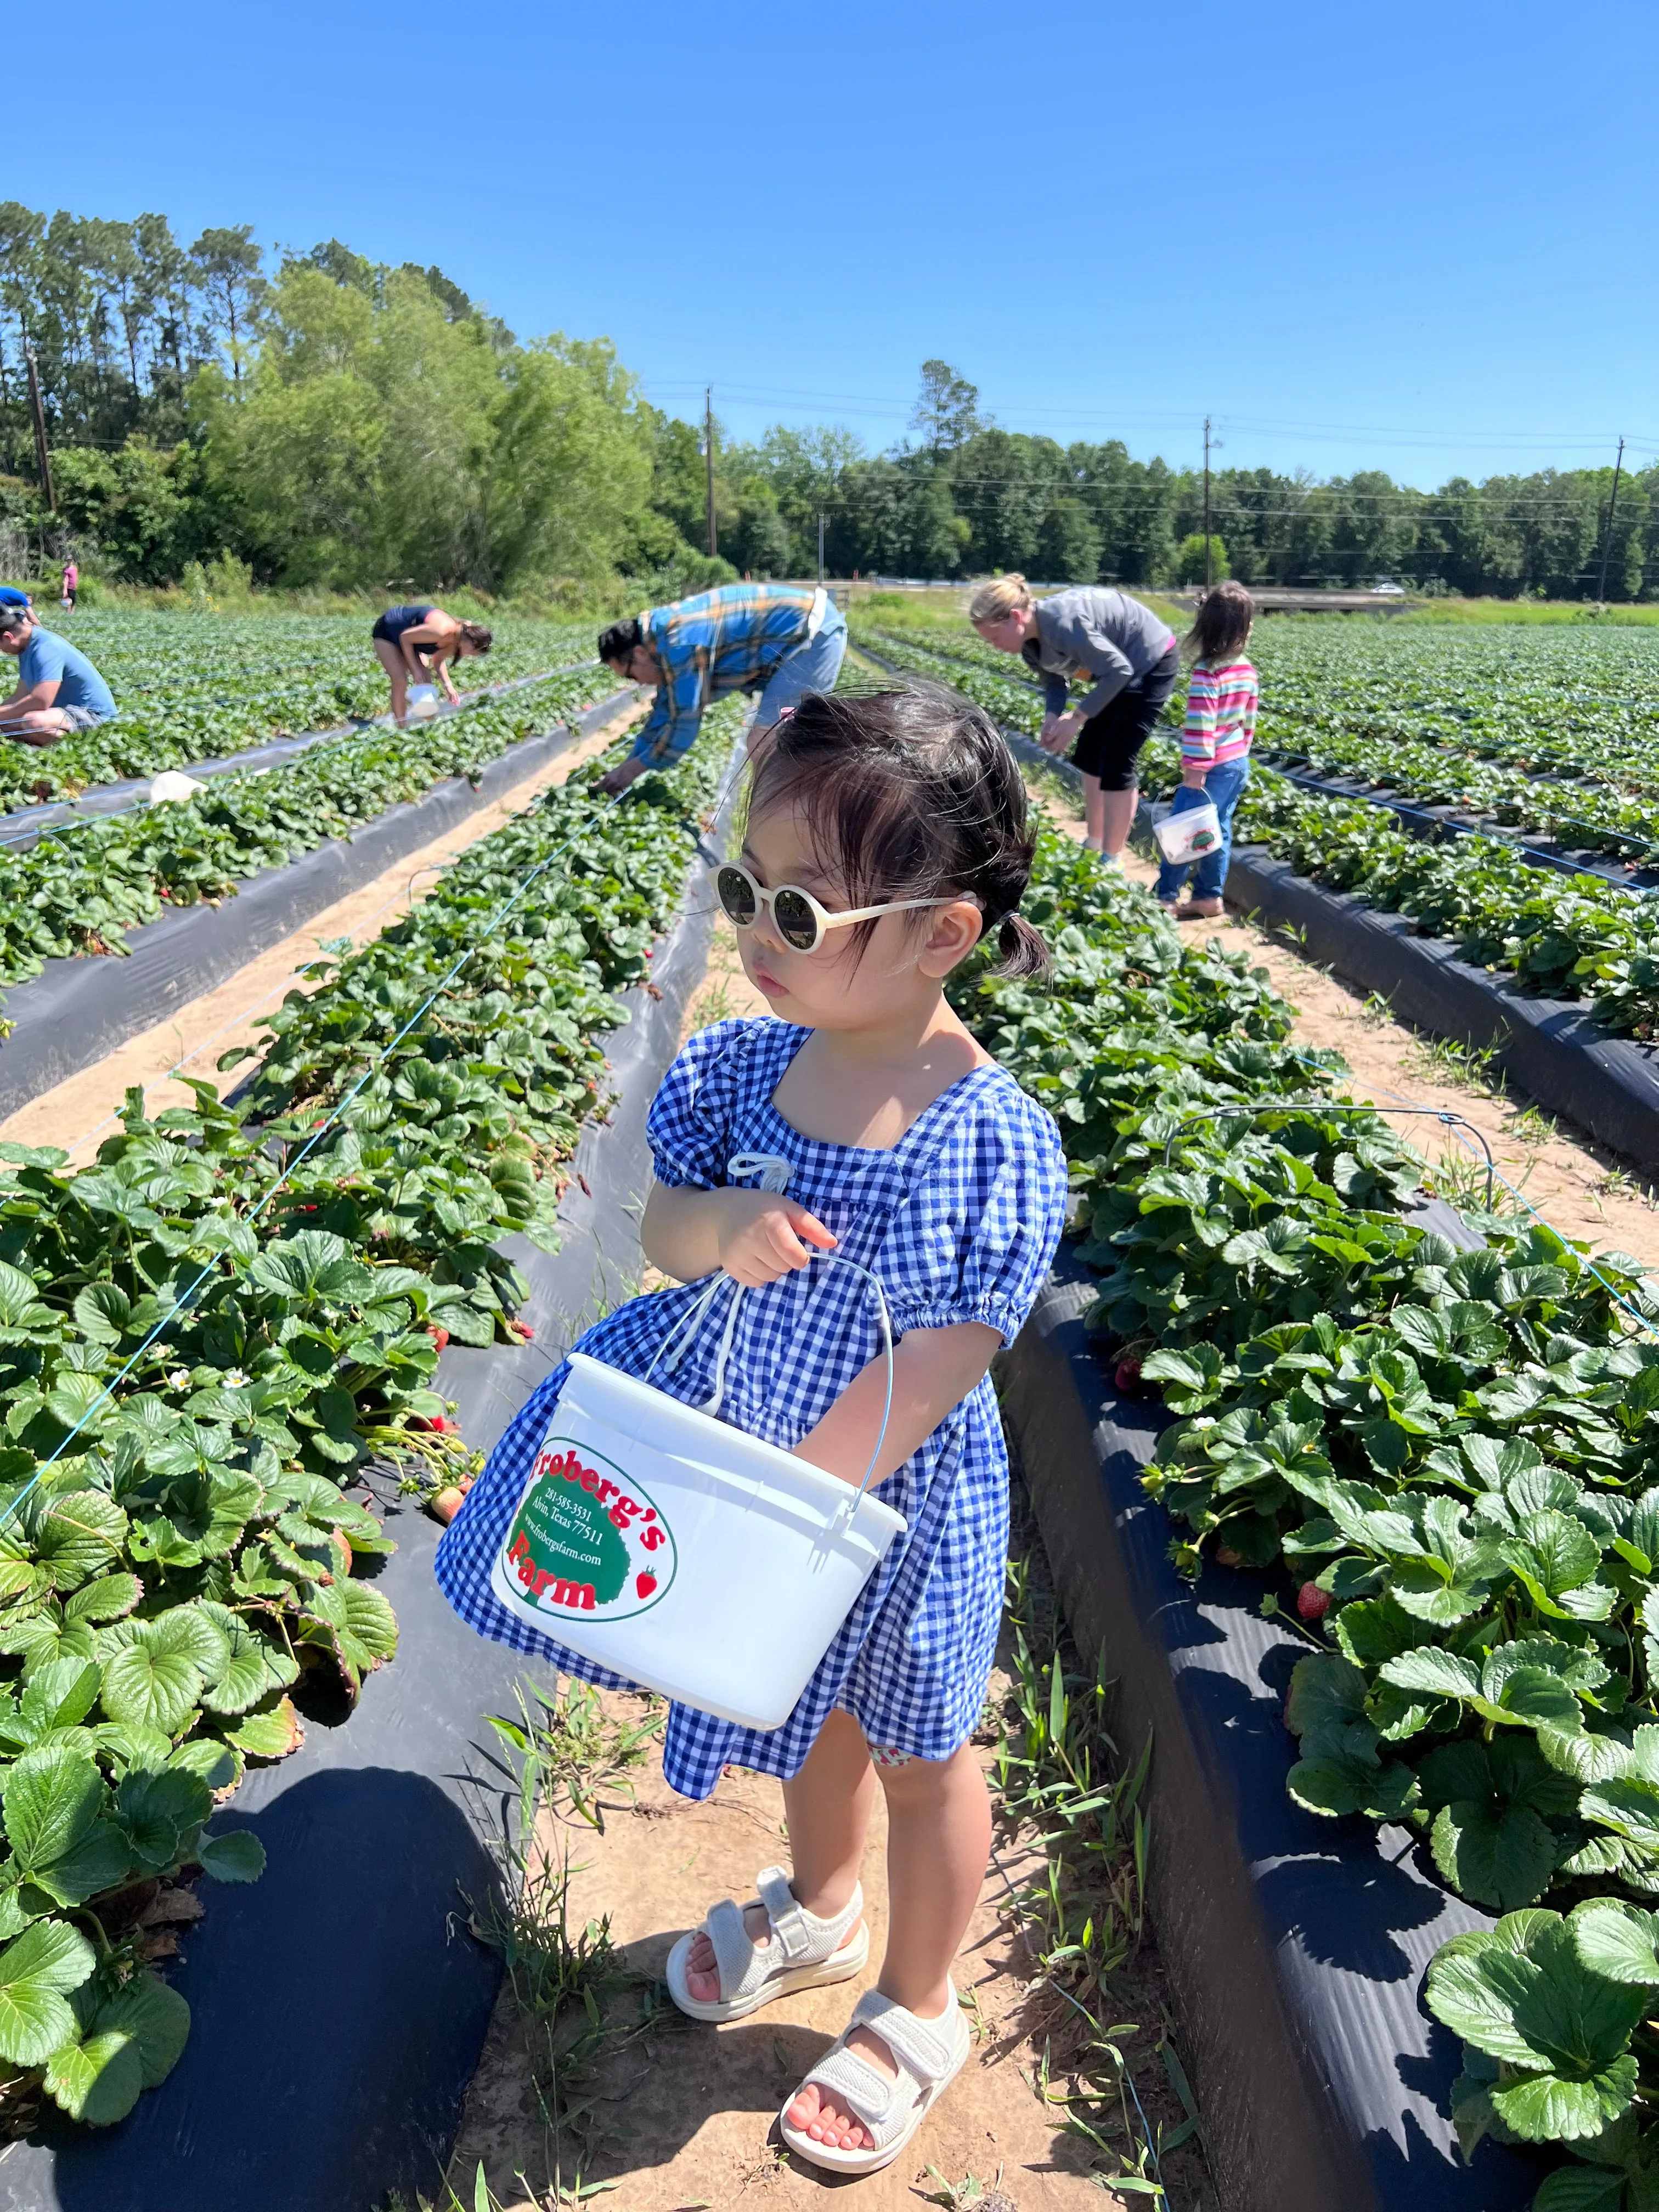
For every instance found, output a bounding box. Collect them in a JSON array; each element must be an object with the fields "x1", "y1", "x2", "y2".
[
  {"x1": 1153, "y1": 797, "x2": 1222, "y2": 865},
  {"x1": 405, "y1": 682, "x2": 441, "y2": 719},
  {"x1": 488, "y1": 1341, "x2": 907, "y2": 1731}
]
